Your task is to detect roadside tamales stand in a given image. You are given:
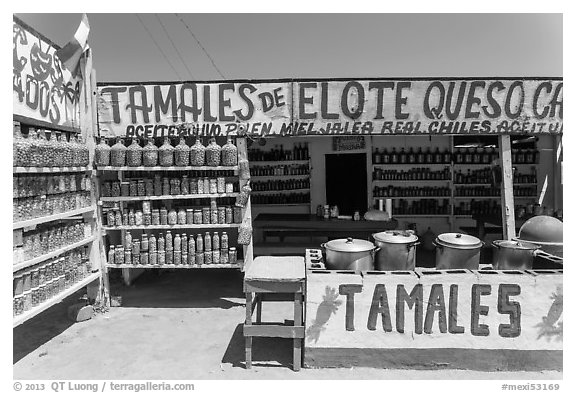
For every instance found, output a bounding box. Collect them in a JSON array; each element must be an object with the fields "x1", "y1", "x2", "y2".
[{"x1": 97, "y1": 78, "x2": 562, "y2": 371}]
